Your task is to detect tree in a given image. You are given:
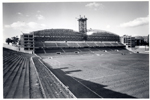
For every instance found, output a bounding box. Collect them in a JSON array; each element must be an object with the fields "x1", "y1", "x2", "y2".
[
  {"x1": 11, "y1": 36, "x2": 19, "y2": 44},
  {"x1": 5, "y1": 38, "x2": 12, "y2": 45}
]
